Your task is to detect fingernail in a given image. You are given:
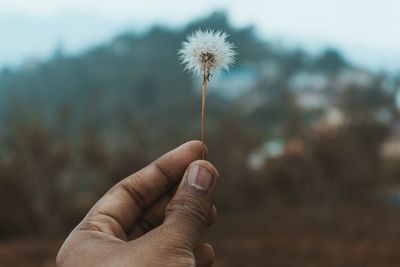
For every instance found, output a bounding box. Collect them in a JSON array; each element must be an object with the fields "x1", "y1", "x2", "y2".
[{"x1": 186, "y1": 165, "x2": 214, "y2": 191}]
